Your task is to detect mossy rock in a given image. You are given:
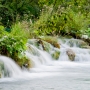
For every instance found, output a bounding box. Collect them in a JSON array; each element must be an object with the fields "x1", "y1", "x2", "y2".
[
  {"x1": 23, "y1": 58, "x2": 35, "y2": 68},
  {"x1": 39, "y1": 40, "x2": 53, "y2": 52},
  {"x1": 15, "y1": 56, "x2": 29, "y2": 68},
  {"x1": 27, "y1": 44, "x2": 40, "y2": 56},
  {"x1": 39, "y1": 36, "x2": 60, "y2": 49},
  {"x1": 27, "y1": 39, "x2": 53, "y2": 53},
  {"x1": 78, "y1": 40, "x2": 88, "y2": 48},
  {"x1": 66, "y1": 49, "x2": 75, "y2": 61},
  {"x1": 80, "y1": 46, "x2": 90, "y2": 49},
  {"x1": 27, "y1": 39, "x2": 40, "y2": 48},
  {"x1": 78, "y1": 40, "x2": 90, "y2": 49},
  {"x1": 22, "y1": 59, "x2": 32, "y2": 68},
  {"x1": 52, "y1": 50, "x2": 60, "y2": 60},
  {"x1": 28, "y1": 59, "x2": 35, "y2": 68},
  {"x1": 67, "y1": 39, "x2": 89, "y2": 48}
]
